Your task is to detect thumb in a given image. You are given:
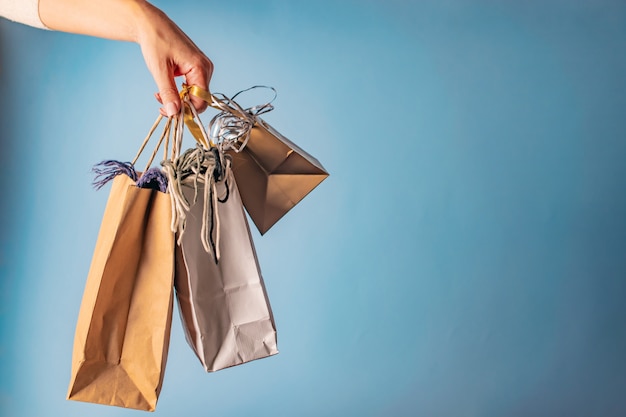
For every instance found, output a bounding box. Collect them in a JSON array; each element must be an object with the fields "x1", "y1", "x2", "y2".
[{"x1": 153, "y1": 70, "x2": 181, "y2": 117}]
